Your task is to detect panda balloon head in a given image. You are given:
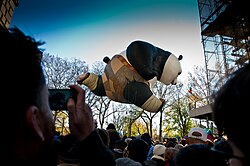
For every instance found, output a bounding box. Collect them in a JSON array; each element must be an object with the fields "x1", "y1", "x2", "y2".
[{"x1": 159, "y1": 54, "x2": 183, "y2": 85}]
